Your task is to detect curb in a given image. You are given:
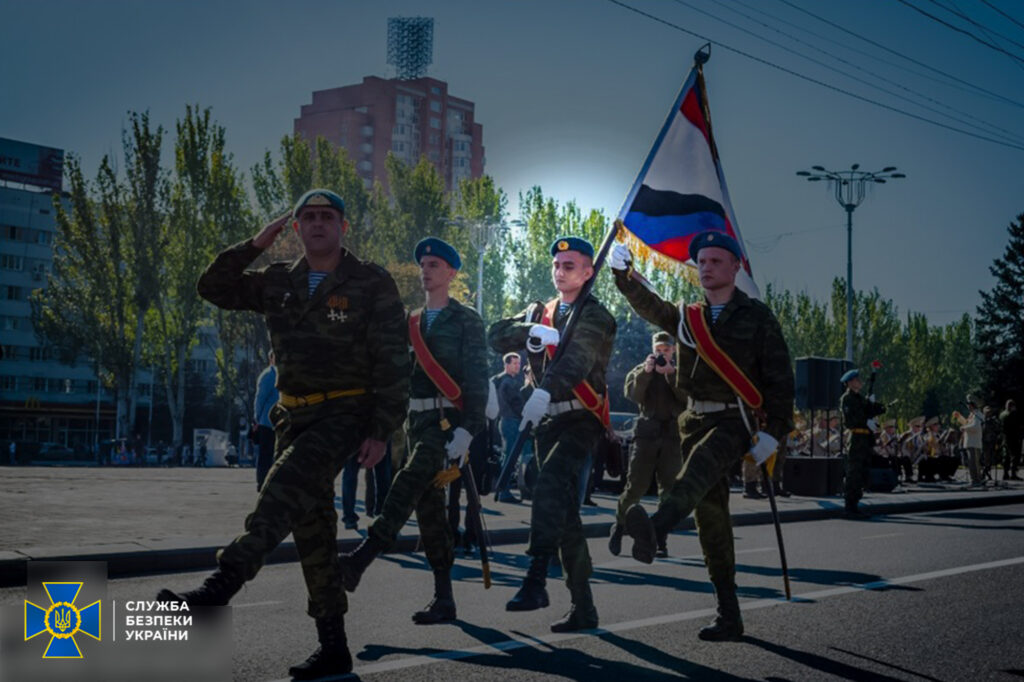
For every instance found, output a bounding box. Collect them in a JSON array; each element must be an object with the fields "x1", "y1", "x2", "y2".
[{"x1": 2, "y1": 491, "x2": 1022, "y2": 587}]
